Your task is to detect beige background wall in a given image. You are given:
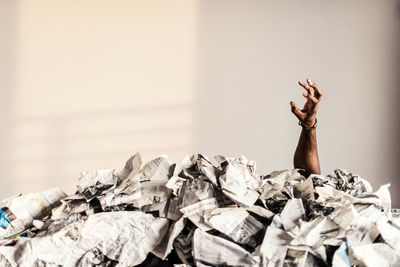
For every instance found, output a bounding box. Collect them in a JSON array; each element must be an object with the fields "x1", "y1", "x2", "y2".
[{"x1": 1, "y1": 0, "x2": 399, "y2": 206}]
